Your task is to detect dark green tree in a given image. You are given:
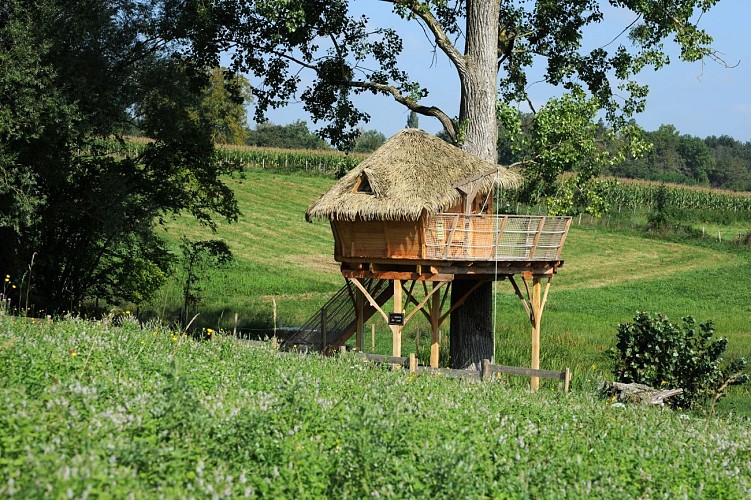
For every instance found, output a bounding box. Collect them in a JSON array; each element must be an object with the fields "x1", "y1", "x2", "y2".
[
  {"x1": 194, "y1": 67, "x2": 253, "y2": 145},
  {"x1": 406, "y1": 110, "x2": 419, "y2": 129},
  {"x1": 0, "y1": 0, "x2": 240, "y2": 312},
  {"x1": 353, "y1": 129, "x2": 386, "y2": 153},
  {"x1": 247, "y1": 120, "x2": 330, "y2": 150},
  {"x1": 179, "y1": 238, "x2": 233, "y2": 328},
  {"x1": 203, "y1": 0, "x2": 723, "y2": 367}
]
